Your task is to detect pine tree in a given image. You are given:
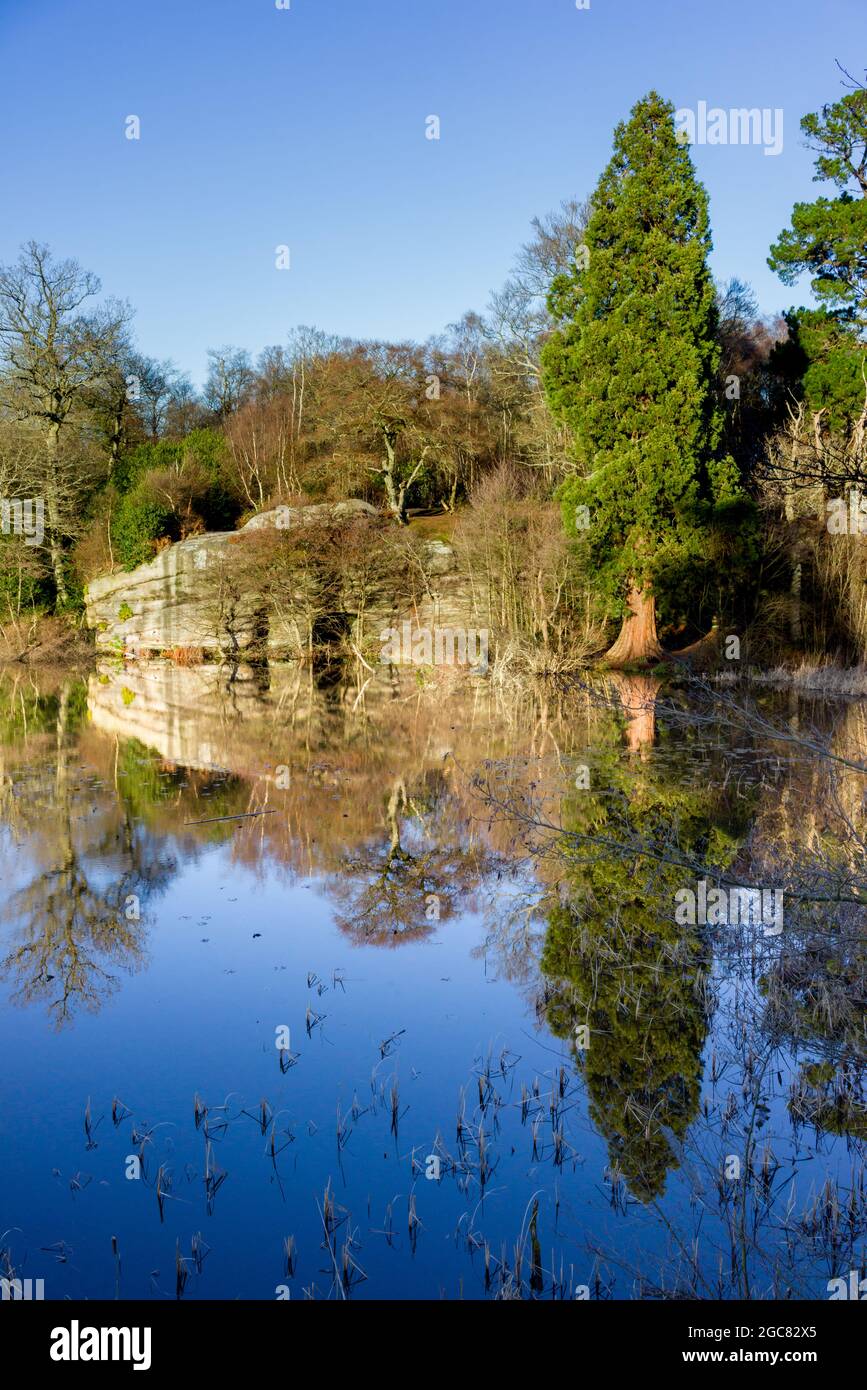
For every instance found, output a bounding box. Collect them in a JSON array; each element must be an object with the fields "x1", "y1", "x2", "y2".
[
  {"x1": 768, "y1": 82, "x2": 867, "y2": 444},
  {"x1": 768, "y1": 83, "x2": 867, "y2": 329},
  {"x1": 542, "y1": 91, "x2": 739, "y2": 665}
]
